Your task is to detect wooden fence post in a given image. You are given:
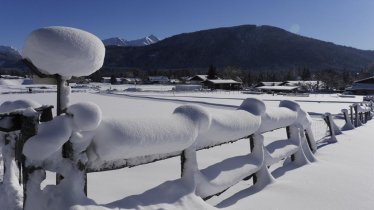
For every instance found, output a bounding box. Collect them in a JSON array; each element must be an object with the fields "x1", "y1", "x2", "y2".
[
  {"x1": 323, "y1": 113, "x2": 337, "y2": 143},
  {"x1": 343, "y1": 109, "x2": 349, "y2": 124},
  {"x1": 354, "y1": 105, "x2": 359, "y2": 127},
  {"x1": 20, "y1": 113, "x2": 40, "y2": 210},
  {"x1": 286, "y1": 126, "x2": 296, "y2": 161},
  {"x1": 323, "y1": 114, "x2": 333, "y2": 137},
  {"x1": 180, "y1": 150, "x2": 186, "y2": 177},
  {"x1": 249, "y1": 135, "x2": 257, "y2": 184},
  {"x1": 304, "y1": 129, "x2": 315, "y2": 152},
  {"x1": 350, "y1": 105, "x2": 354, "y2": 124}
]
